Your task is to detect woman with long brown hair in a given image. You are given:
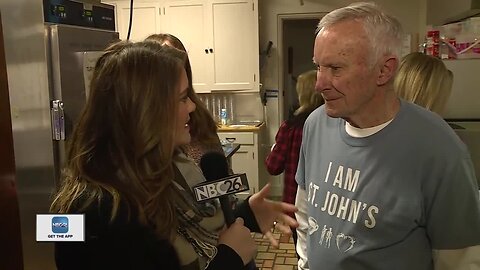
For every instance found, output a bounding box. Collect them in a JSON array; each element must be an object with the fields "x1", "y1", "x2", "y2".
[
  {"x1": 51, "y1": 40, "x2": 298, "y2": 270},
  {"x1": 50, "y1": 40, "x2": 191, "y2": 269},
  {"x1": 146, "y1": 33, "x2": 223, "y2": 165}
]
